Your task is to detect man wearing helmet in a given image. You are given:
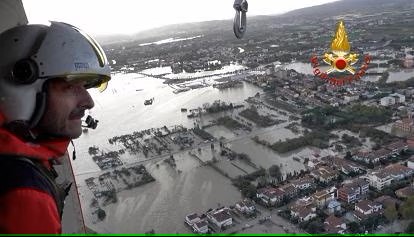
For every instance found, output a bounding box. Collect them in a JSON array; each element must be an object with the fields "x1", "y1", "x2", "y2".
[{"x1": 0, "y1": 22, "x2": 111, "y2": 233}]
